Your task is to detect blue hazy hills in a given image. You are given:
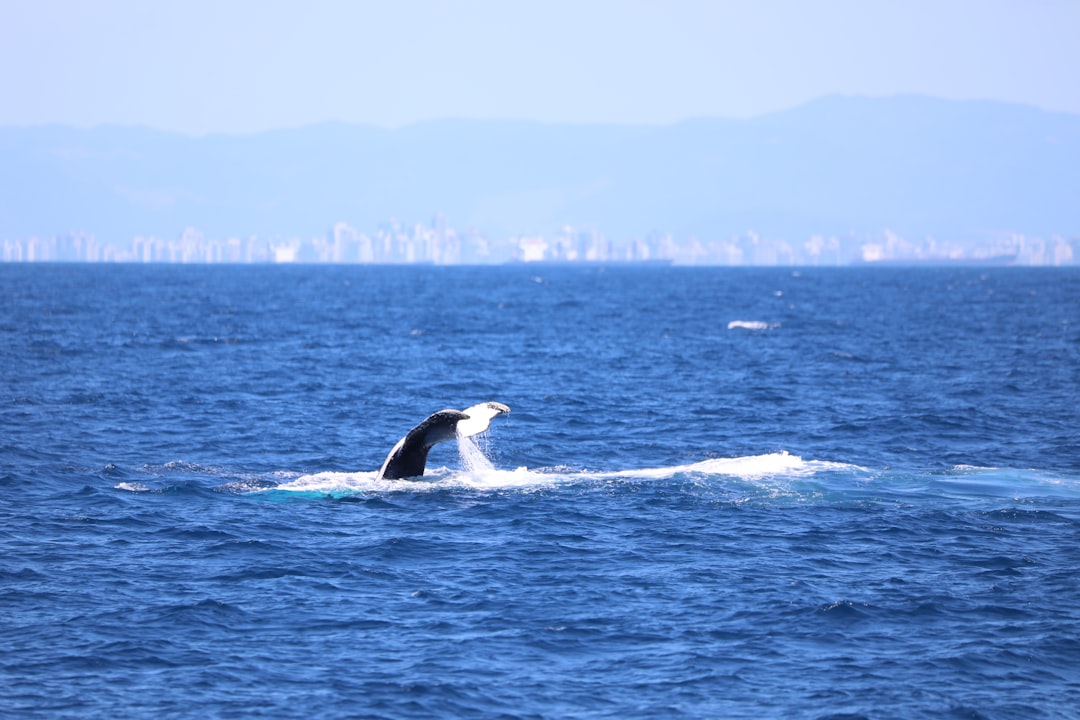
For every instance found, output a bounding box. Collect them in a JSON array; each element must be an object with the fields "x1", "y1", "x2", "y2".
[{"x1": 1, "y1": 95, "x2": 1077, "y2": 242}]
